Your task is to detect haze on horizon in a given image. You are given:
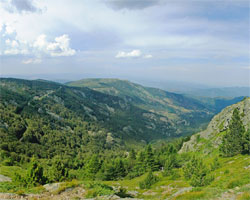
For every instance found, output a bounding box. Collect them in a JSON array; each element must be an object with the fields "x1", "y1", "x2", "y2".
[{"x1": 0, "y1": 0, "x2": 249, "y2": 87}]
